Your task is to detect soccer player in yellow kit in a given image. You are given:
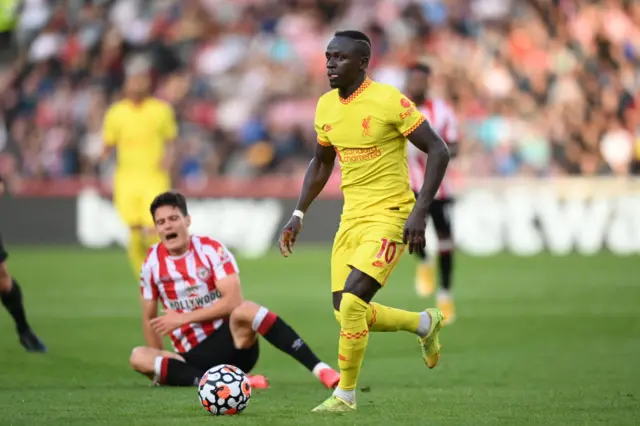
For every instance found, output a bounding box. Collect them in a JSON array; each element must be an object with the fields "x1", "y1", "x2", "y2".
[
  {"x1": 278, "y1": 31, "x2": 451, "y2": 412},
  {"x1": 102, "y1": 64, "x2": 177, "y2": 277}
]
